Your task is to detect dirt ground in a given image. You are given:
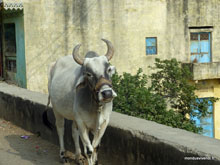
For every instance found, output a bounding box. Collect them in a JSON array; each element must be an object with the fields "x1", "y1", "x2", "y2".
[{"x1": 0, "y1": 118, "x2": 77, "y2": 165}]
